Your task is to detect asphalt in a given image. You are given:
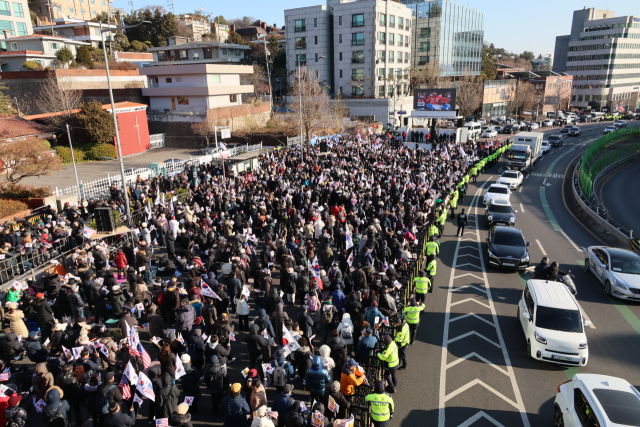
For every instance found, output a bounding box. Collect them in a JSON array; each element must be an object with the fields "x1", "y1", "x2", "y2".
[{"x1": 598, "y1": 158, "x2": 640, "y2": 237}]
